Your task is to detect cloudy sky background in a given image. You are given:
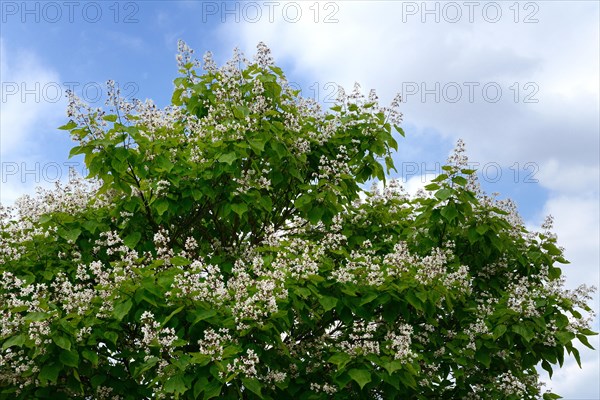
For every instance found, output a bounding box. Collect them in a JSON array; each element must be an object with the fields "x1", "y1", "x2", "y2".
[{"x1": 1, "y1": 1, "x2": 598, "y2": 397}]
